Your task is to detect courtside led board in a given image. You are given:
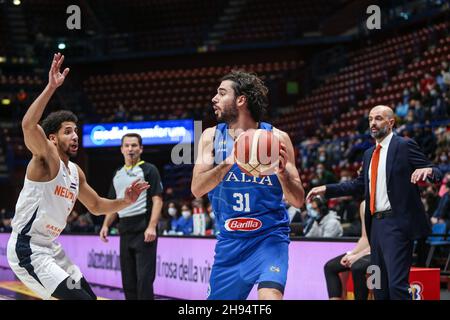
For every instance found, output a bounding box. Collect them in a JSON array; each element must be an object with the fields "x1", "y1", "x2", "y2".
[{"x1": 82, "y1": 119, "x2": 194, "y2": 147}]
